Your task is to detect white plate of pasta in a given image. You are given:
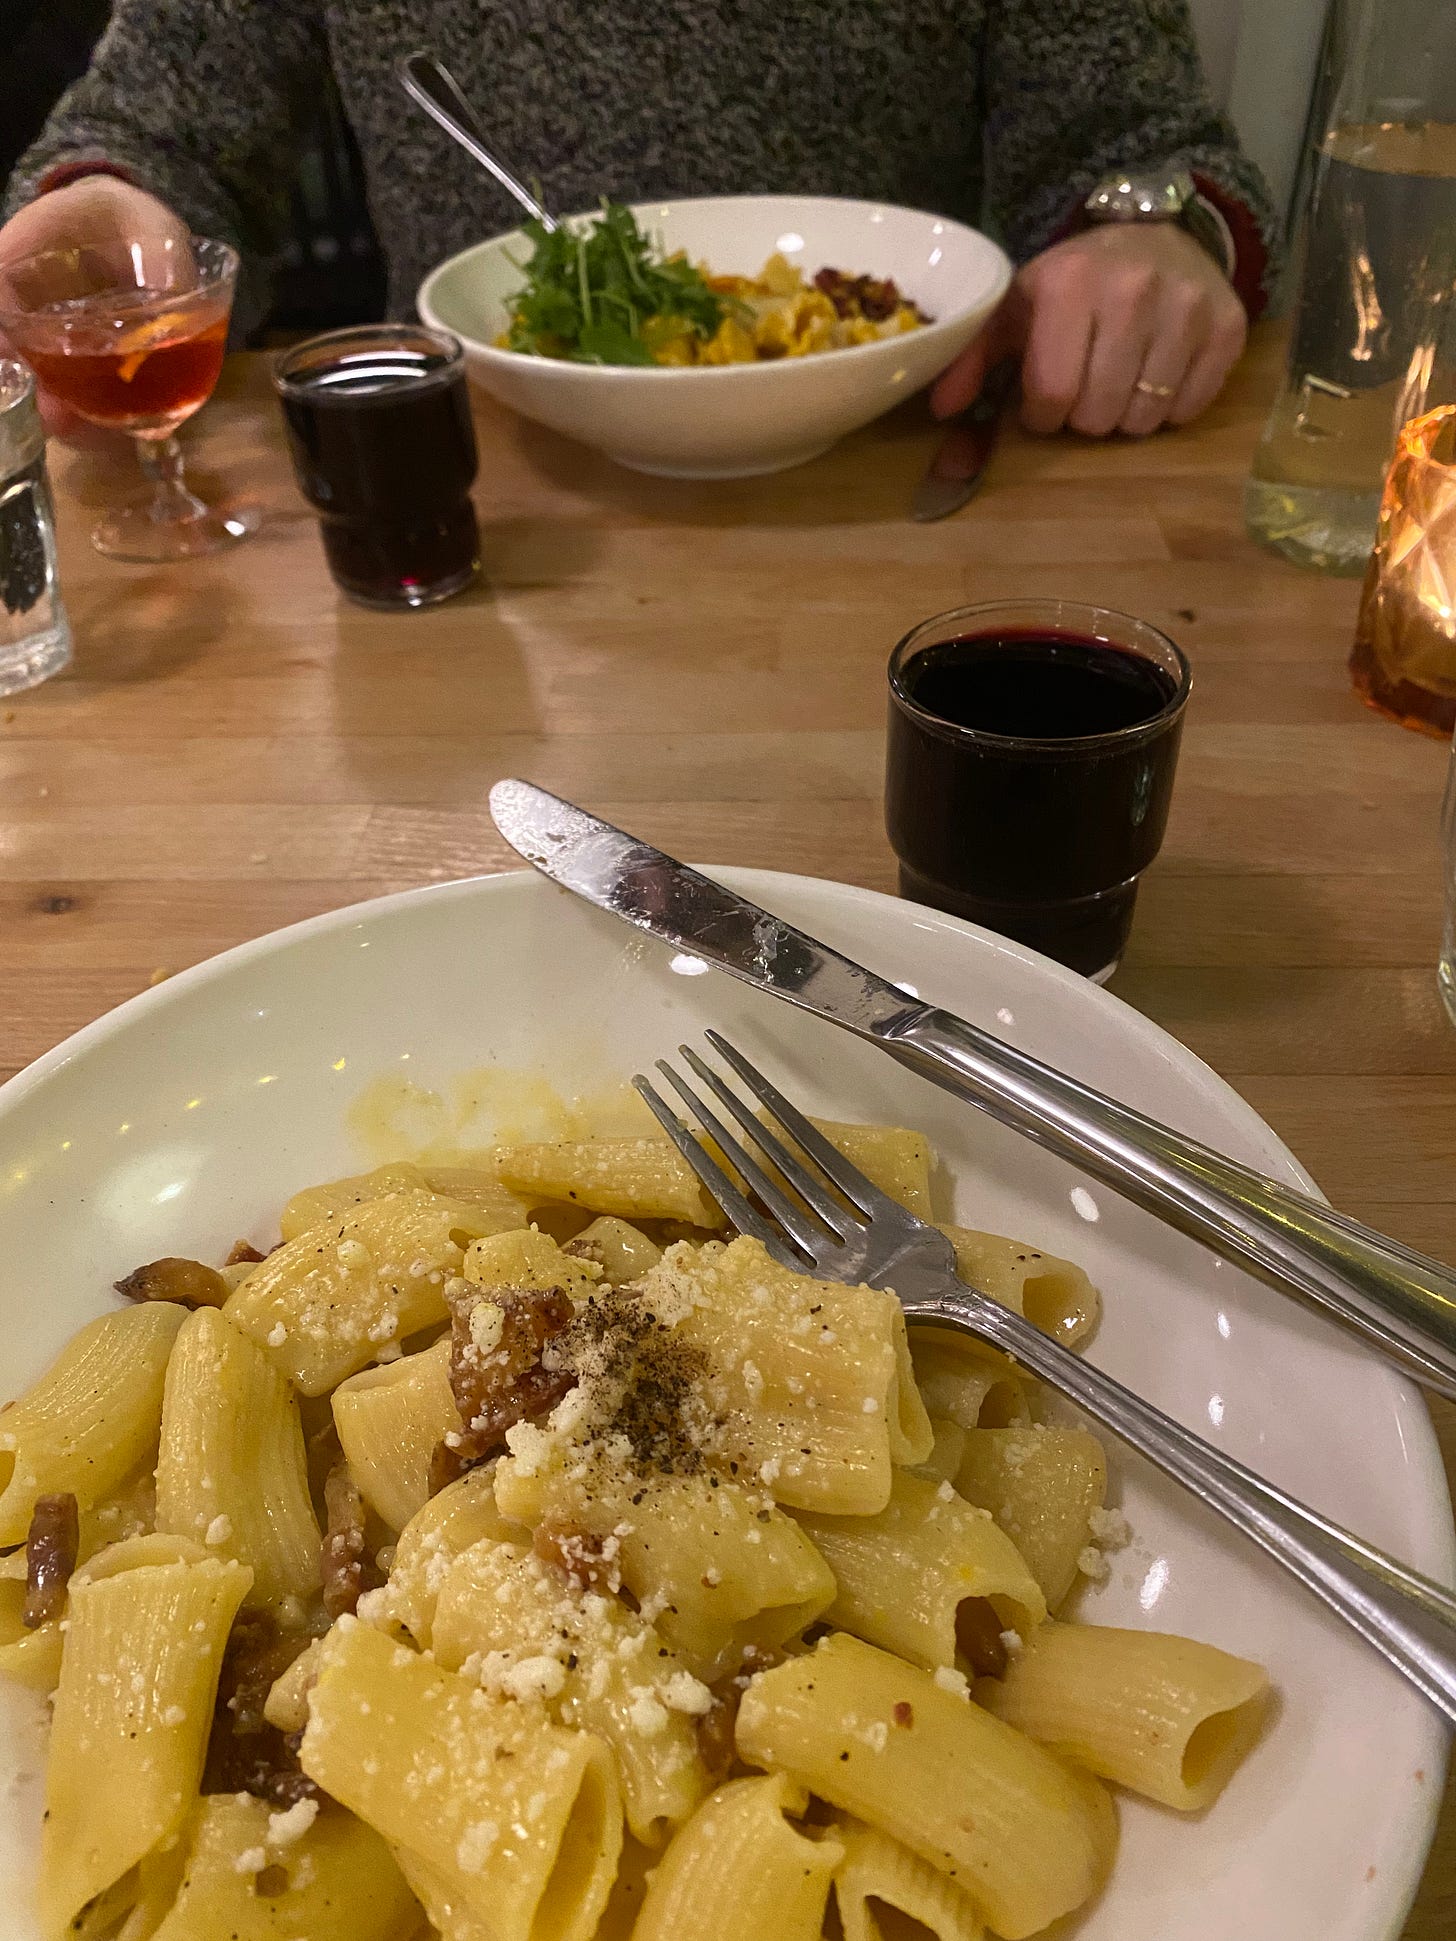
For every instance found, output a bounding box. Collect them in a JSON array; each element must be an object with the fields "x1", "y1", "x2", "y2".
[{"x1": 0, "y1": 867, "x2": 1448, "y2": 1941}]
